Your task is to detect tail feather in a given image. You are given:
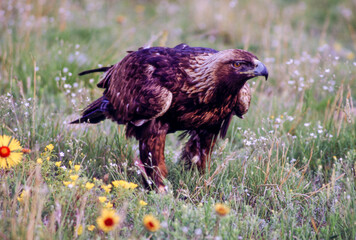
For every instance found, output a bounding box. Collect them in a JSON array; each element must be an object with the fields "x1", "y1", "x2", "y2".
[
  {"x1": 78, "y1": 66, "x2": 113, "y2": 76},
  {"x1": 70, "y1": 96, "x2": 110, "y2": 124}
]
